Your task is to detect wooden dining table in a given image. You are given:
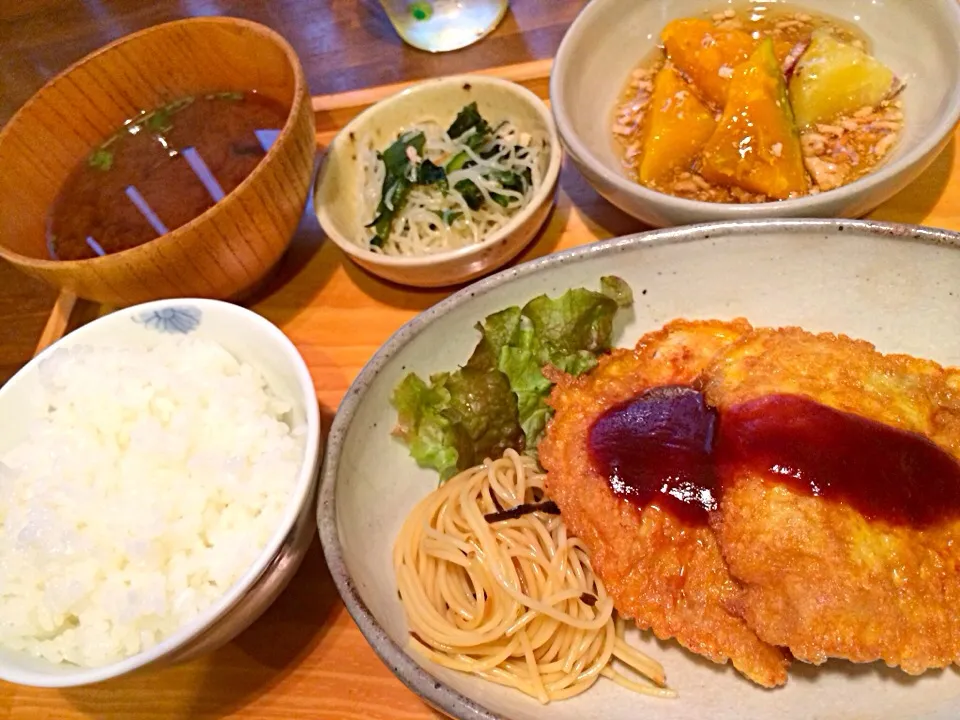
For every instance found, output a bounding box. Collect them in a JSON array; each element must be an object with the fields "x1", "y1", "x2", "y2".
[
  {"x1": 0, "y1": 0, "x2": 585, "y2": 389},
  {"x1": 3, "y1": 1, "x2": 960, "y2": 718},
  {"x1": 2, "y1": 2, "x2": 583, "y2": 718}
]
